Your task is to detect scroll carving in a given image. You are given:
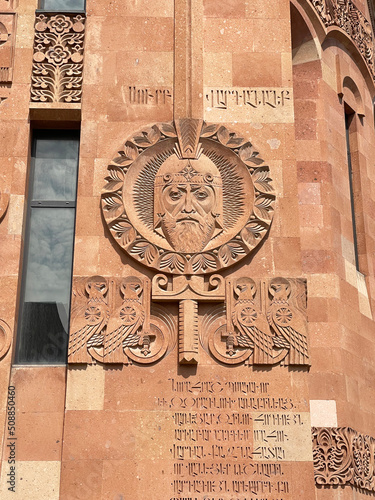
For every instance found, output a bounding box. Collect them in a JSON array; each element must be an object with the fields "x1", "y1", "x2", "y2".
[
  {"x1": 68, "y1": 275, "x2": 176, "y2": 365},
  {"x1": 200, "y1": 277, "x2": 310, "y2": 366},
  {"x1": 309, "y1": 0, "x2": 375, "y2": 80},
  {"x1": 312, "y1": 427, "x2": 375, "y2": 493},
  {"x1": 101, "y1": 119, "x2": 275, "y2": 275},
  {"x1": 0, "y1": 319, "x2": 11, "y2": 359},
  {"x1": 31, "y1": 13, "x2": 85, "y2": 103}
]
